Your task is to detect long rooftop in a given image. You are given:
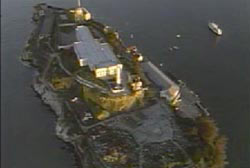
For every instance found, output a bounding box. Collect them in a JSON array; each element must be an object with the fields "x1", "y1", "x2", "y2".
[
  {"x1": 141, "y1": 61, "x2": 179, "y2": 91},
  {"x1": 74, "y1": 25, "x2": 119, "y2": 70}
]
